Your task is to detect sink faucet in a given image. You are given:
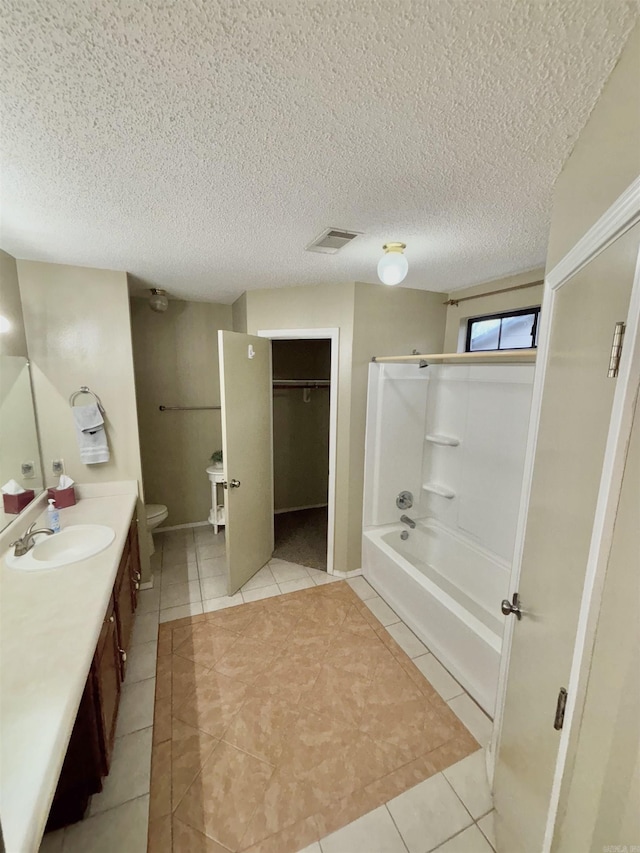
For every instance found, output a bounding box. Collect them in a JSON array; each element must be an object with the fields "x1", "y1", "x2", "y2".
[
  {"x1": 400, "y1": 515, "x2": 416, "y2": 529},
  {"x1": 10, "y1": 522, "x2": 54, "y2": 557}
]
